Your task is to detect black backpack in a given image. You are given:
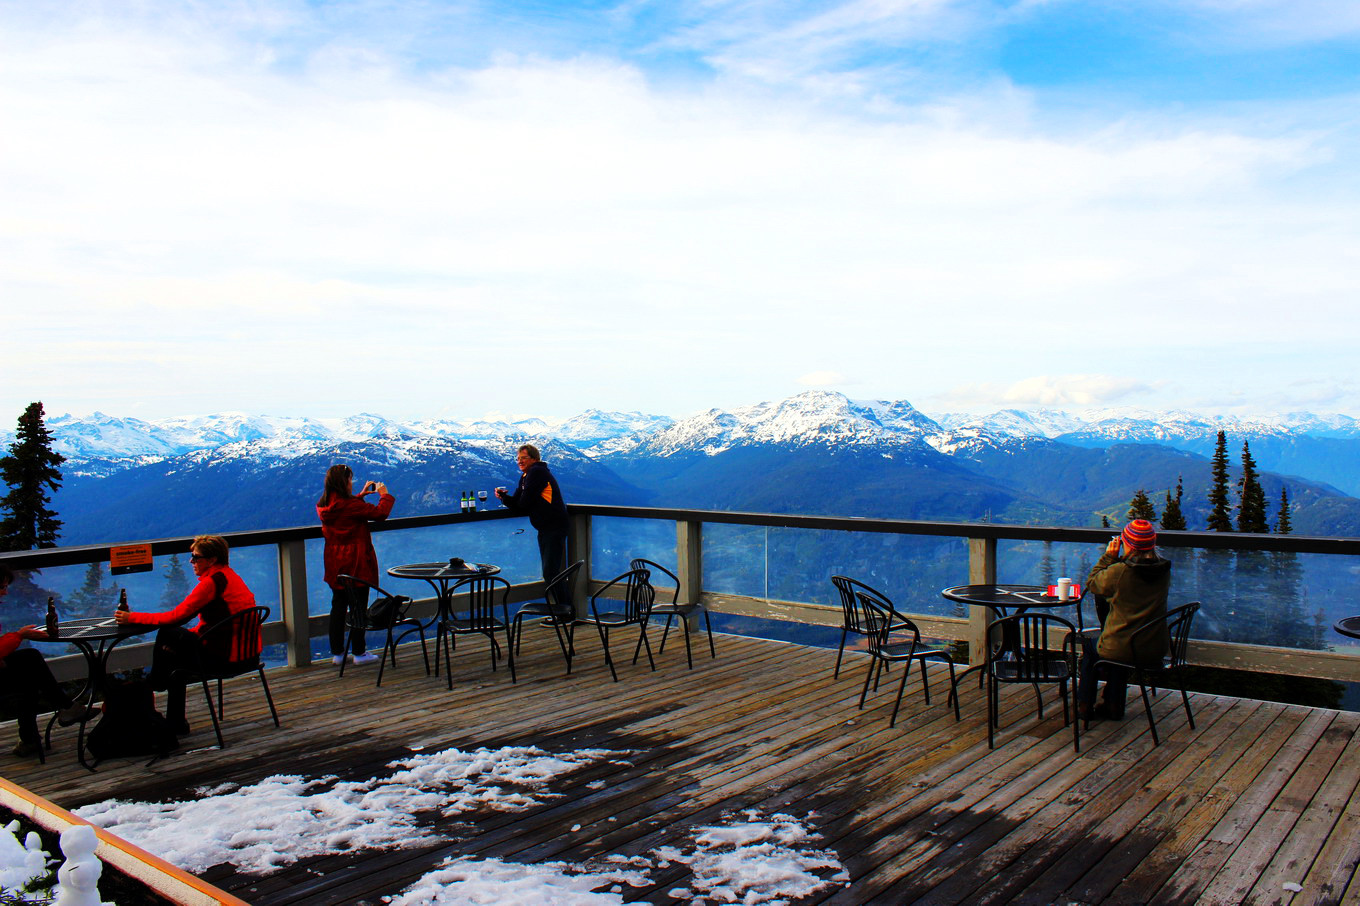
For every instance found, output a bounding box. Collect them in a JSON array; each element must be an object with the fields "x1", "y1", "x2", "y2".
[{"x1": 87, "y1": 676, "x2": 179, "y2": 762}]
